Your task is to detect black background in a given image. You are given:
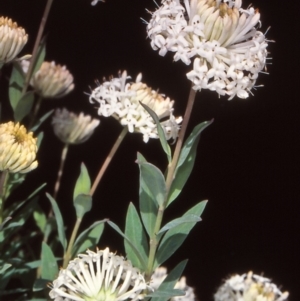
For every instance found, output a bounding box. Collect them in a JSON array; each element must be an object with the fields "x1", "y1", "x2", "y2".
[{"x1": 0, "y1": 0, "x2": 299, "y2": 300}]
